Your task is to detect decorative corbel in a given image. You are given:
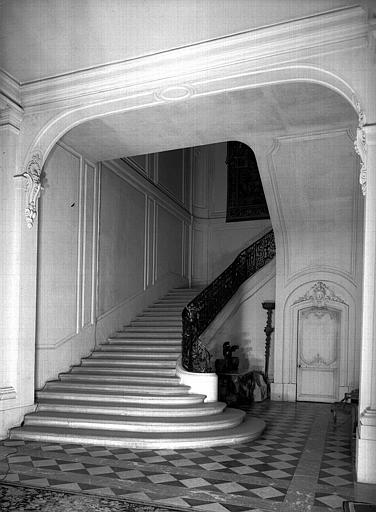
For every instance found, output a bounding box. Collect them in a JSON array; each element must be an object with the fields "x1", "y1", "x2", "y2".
[
  {"x1": 14, "y1": 150, "x2": 44, "y2": 228},
  {"x1": 353, "y1": 97, "x2": 367, "y2": 196}
]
